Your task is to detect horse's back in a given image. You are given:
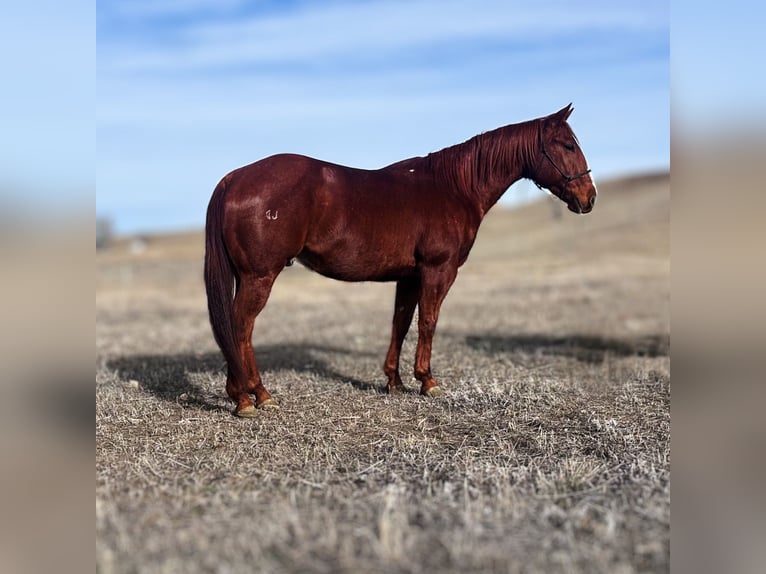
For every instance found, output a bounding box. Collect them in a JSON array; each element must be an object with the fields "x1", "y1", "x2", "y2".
[{"x1": 225, "y1": 153, "x2": 322, "y2": 193}]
